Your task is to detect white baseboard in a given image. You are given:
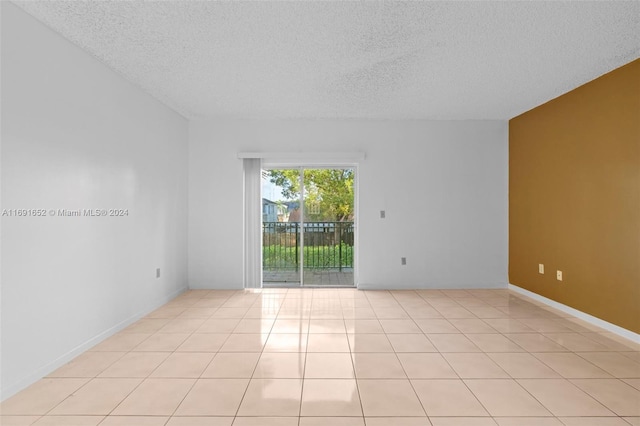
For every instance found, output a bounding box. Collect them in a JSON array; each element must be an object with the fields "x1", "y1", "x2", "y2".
[
  {"x1": 357, "y1": 282, "x2": 509, "y2": 291},
  {"x1": 509, "y1": 283, "x2": 639, "y2": 344},
  {"x1": 1, "y1": 286, "x2": 188, "y2": 401}
]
